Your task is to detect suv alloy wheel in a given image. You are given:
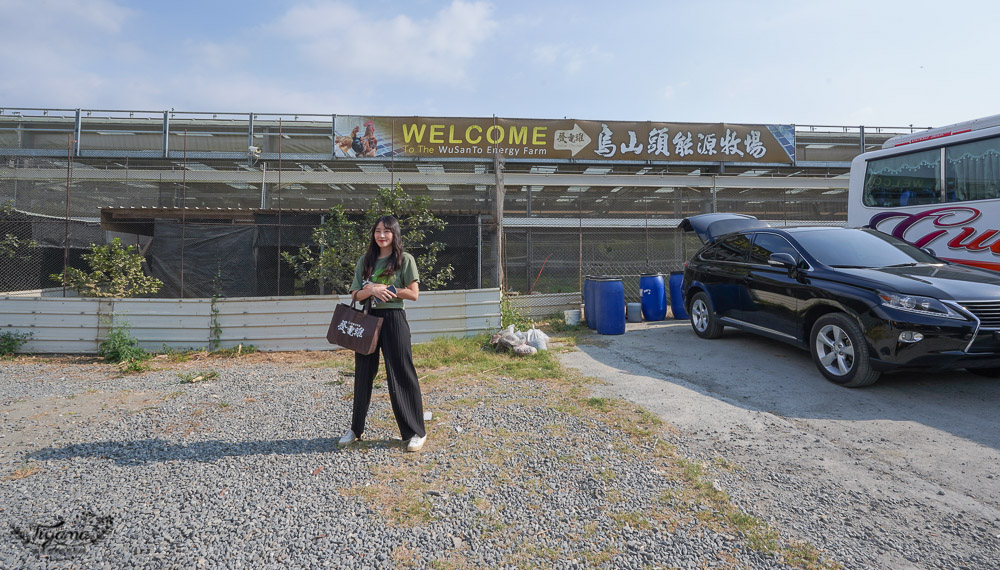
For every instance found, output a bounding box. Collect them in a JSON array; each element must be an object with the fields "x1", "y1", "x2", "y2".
[{"x1": 810, "y1": 313, "x2": 880, "y2": 387}]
